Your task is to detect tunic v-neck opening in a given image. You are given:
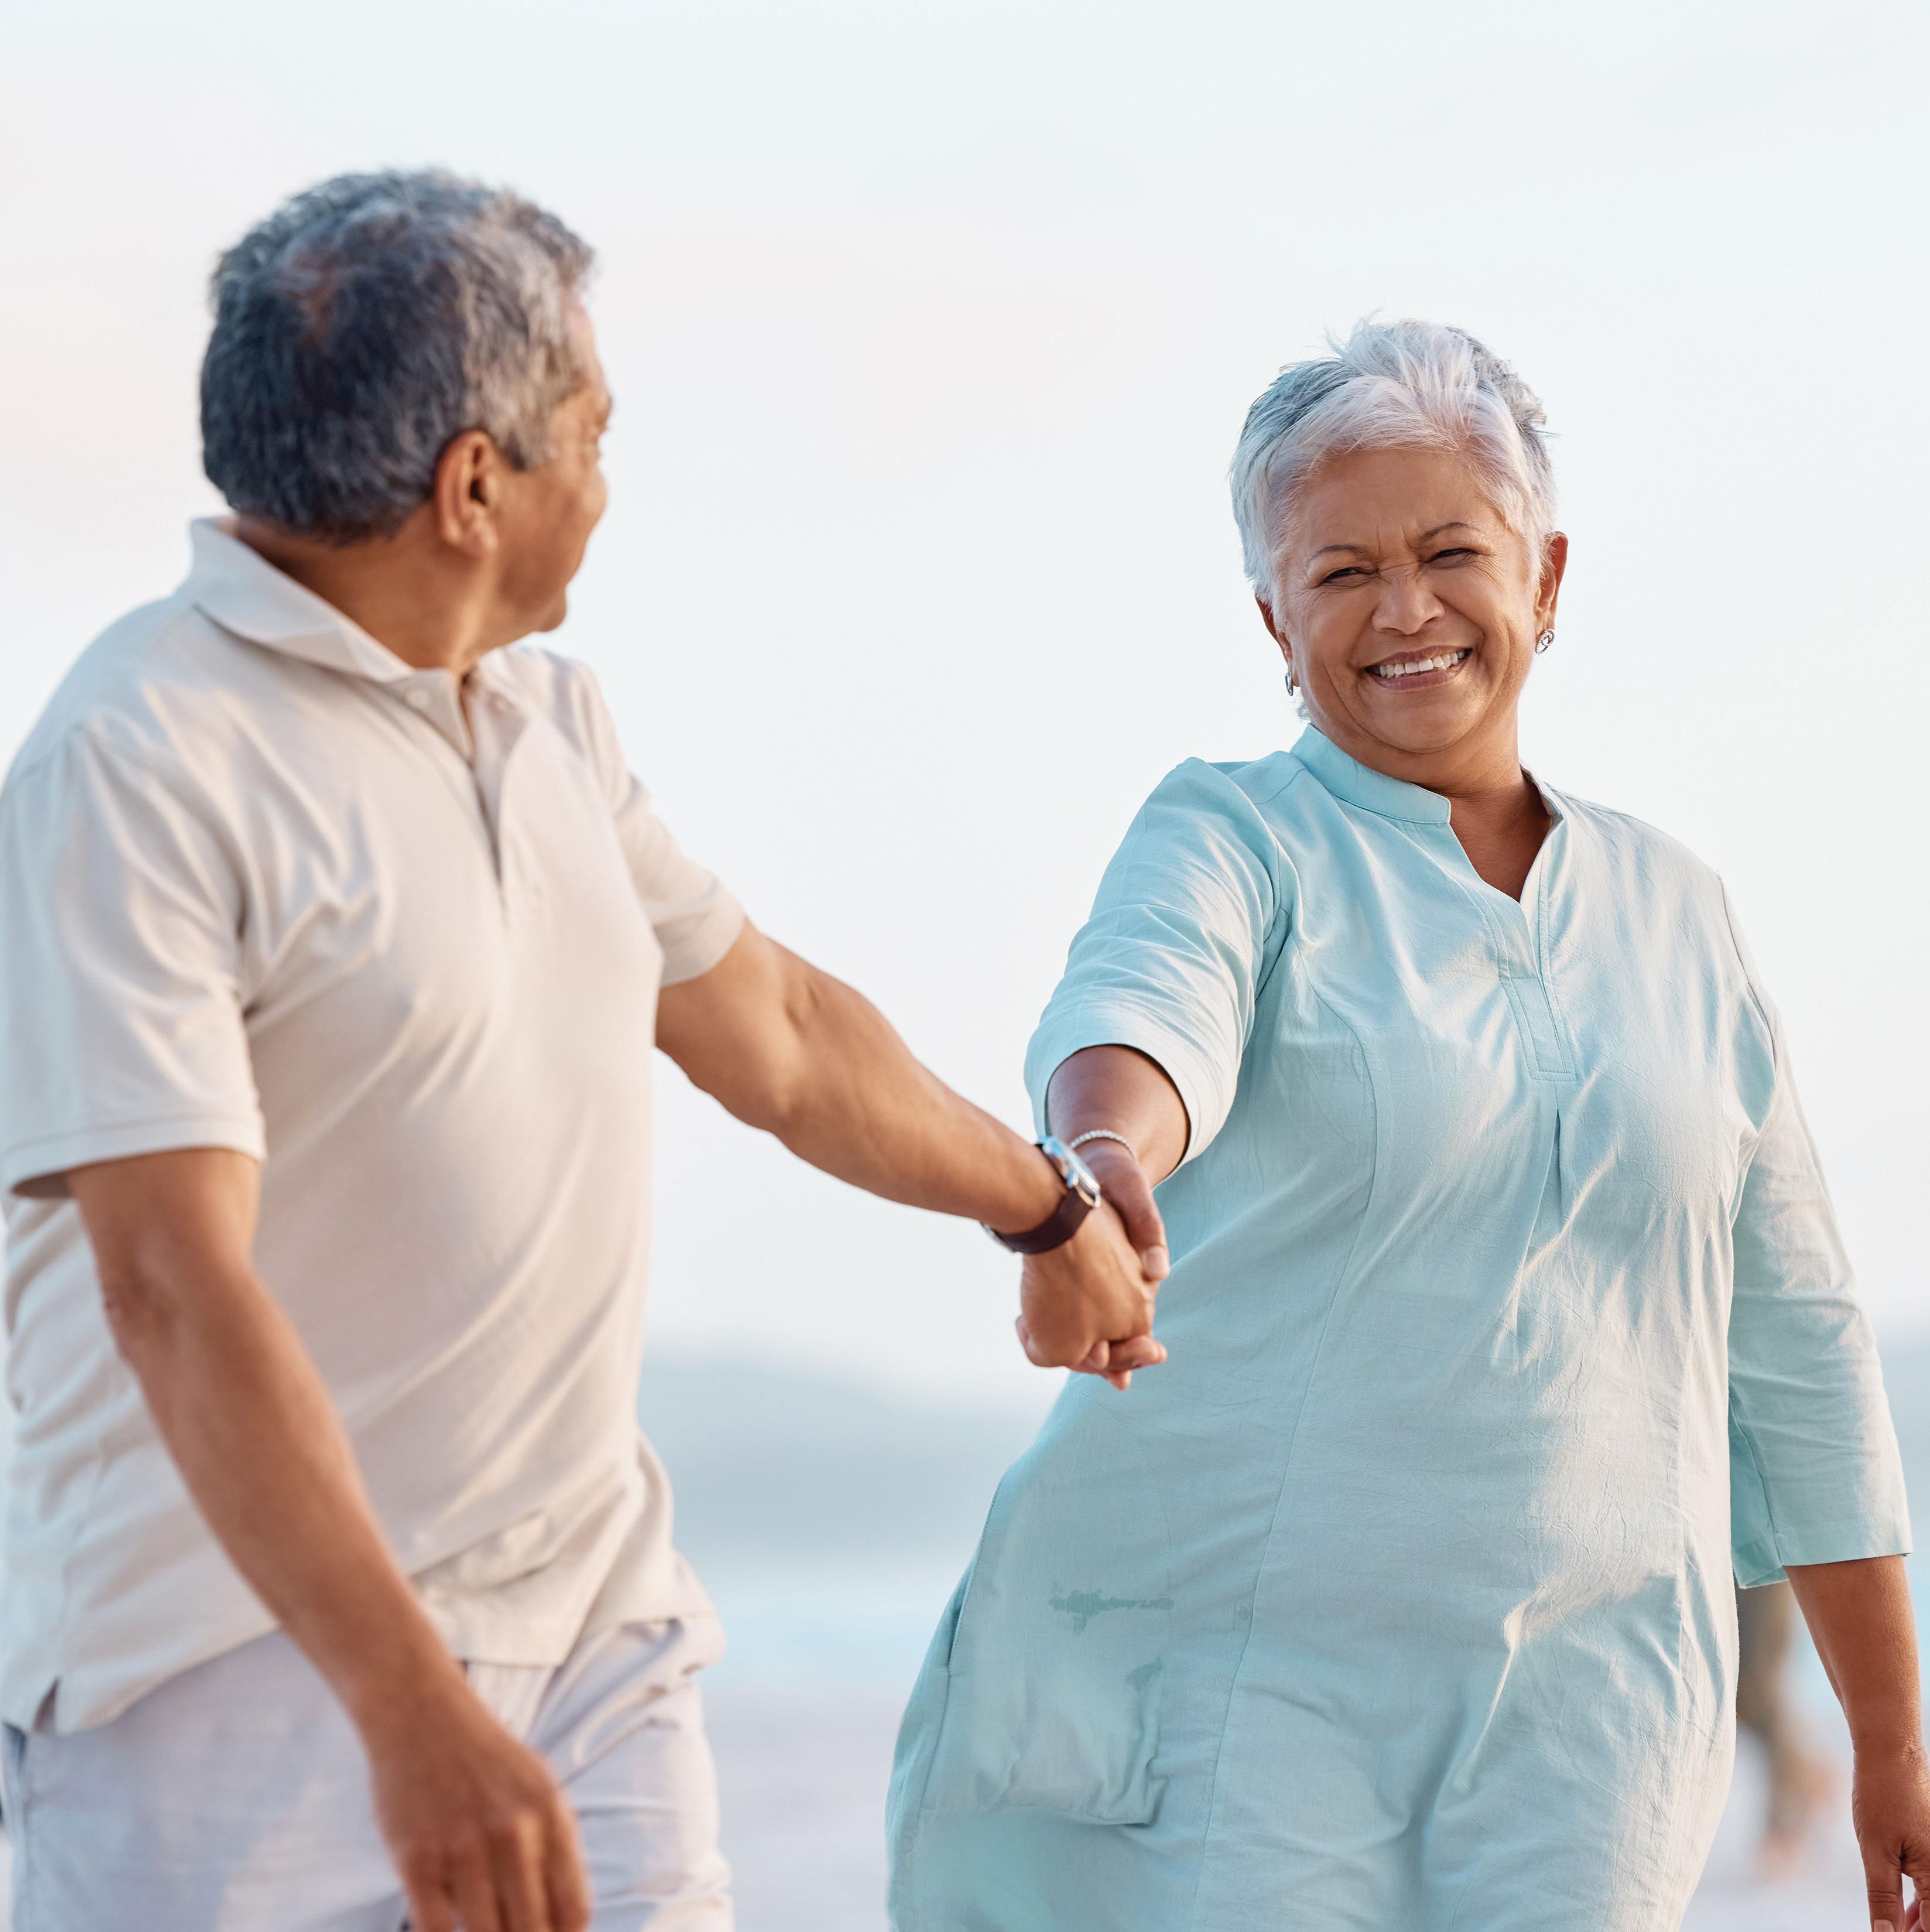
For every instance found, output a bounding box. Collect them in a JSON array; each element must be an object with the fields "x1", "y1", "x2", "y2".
[{"x1": 1445, "y1": 790, "x2": 1563, "y2": 915}]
